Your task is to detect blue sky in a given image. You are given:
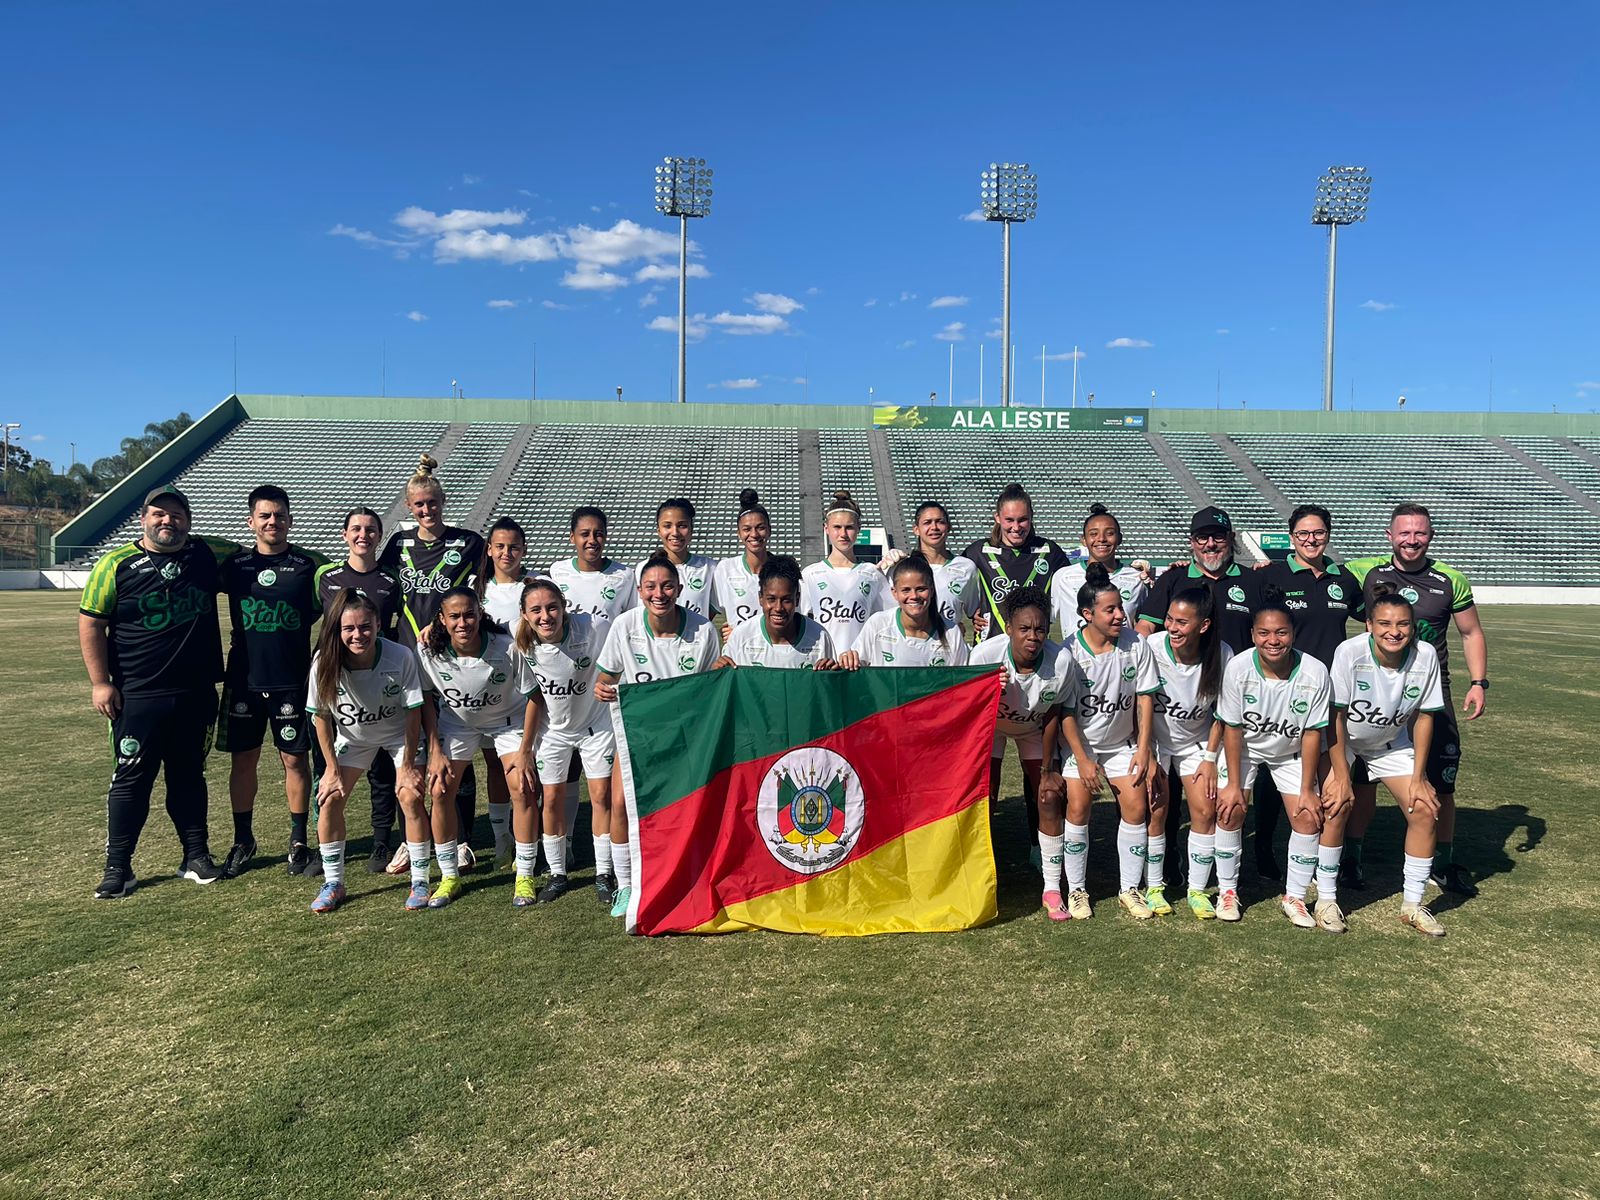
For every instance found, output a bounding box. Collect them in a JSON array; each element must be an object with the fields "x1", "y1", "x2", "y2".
[{"x1": 7, "y1": 1, "x2": 1599, "y2": 464}]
